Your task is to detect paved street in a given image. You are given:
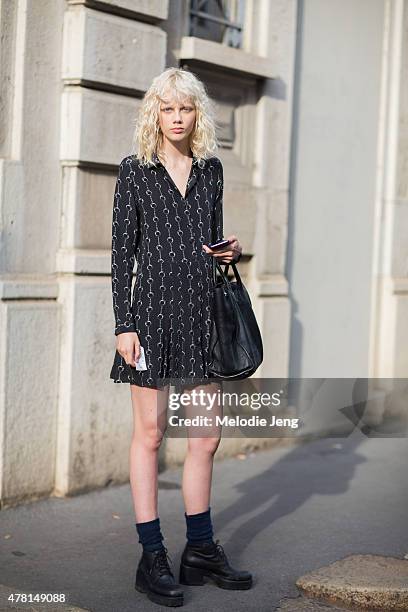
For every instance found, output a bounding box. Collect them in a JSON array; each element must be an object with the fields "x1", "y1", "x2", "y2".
[{"x1": 1, "y1": 429, "x2": 407, "y2": 611}]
